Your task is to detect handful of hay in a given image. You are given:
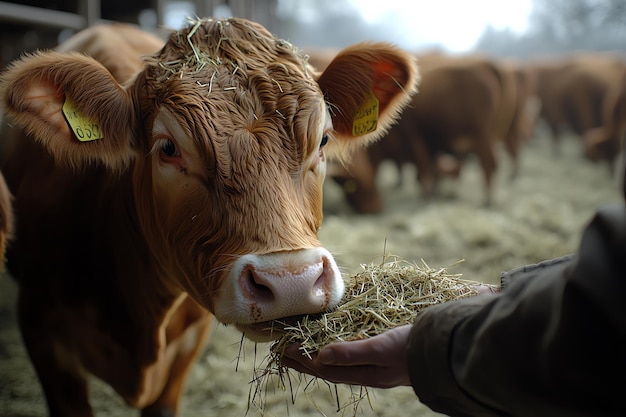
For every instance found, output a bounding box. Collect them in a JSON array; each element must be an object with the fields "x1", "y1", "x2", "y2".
[{"x1": 248, "y1": 256, "x2": 495, "y2": 413}]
